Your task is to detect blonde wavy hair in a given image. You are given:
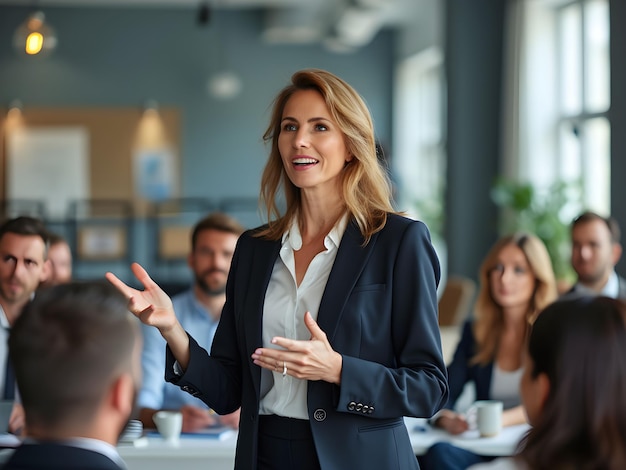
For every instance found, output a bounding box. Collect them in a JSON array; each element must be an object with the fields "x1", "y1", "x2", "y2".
[
  {"x1": 256, "y1": 69, "x2": 396, "y2": 243},
  {"x1": 472, "y1": 233, "x2": 558, "y2": 365}
]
